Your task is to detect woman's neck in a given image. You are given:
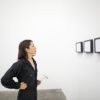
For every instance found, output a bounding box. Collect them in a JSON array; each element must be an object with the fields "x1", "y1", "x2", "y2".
[{"x1": 27, "y1": 53, "x2": 32, "y2": 60}]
